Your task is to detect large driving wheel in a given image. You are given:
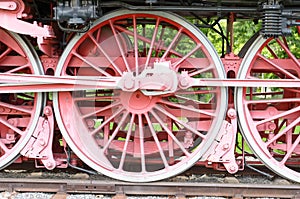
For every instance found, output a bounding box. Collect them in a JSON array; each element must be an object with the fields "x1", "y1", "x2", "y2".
[
  {"x1": 236, "y1": 32, "x2": 300, "y2": 182},
  {"x1": 53, "y1": 10, "x2": 227, "y2": 182},
  {"x1": 0, "y1": 29, "x2": 43, "y2": 168}
]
